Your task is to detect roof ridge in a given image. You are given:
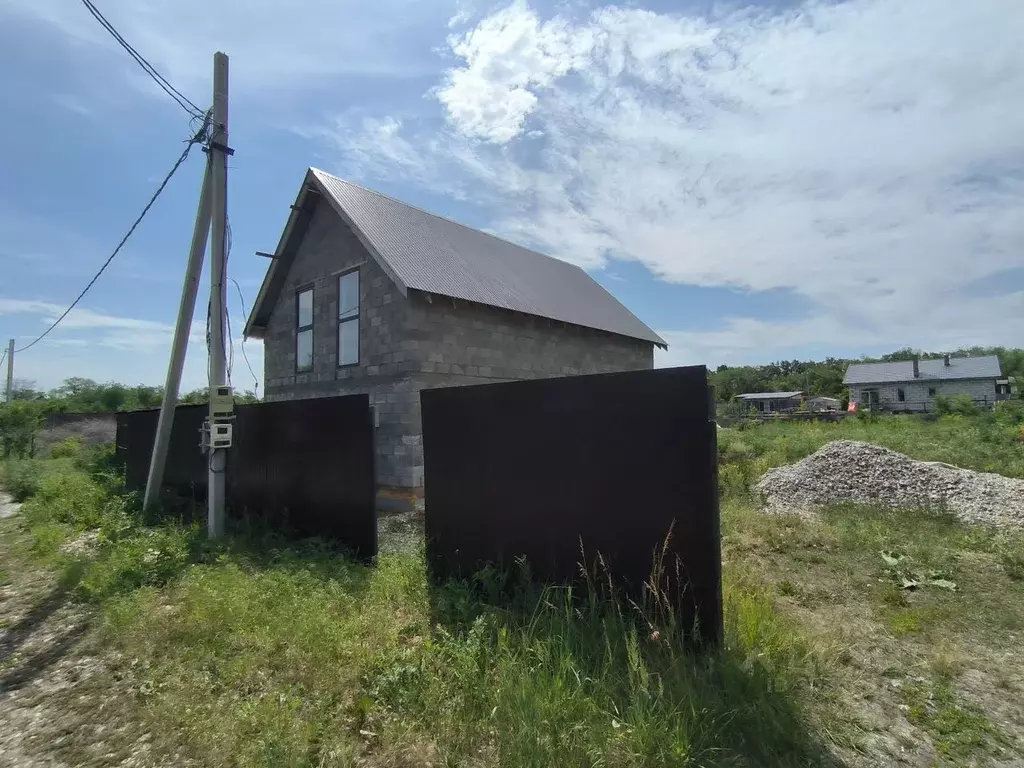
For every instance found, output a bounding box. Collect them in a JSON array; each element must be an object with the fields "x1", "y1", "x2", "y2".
[
  {"x1": 849, "y1": 354, "x2": 999, "y2": 366},
  {"x1": 309, "y1": 167, "x2": 584, "y2": 273}
]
